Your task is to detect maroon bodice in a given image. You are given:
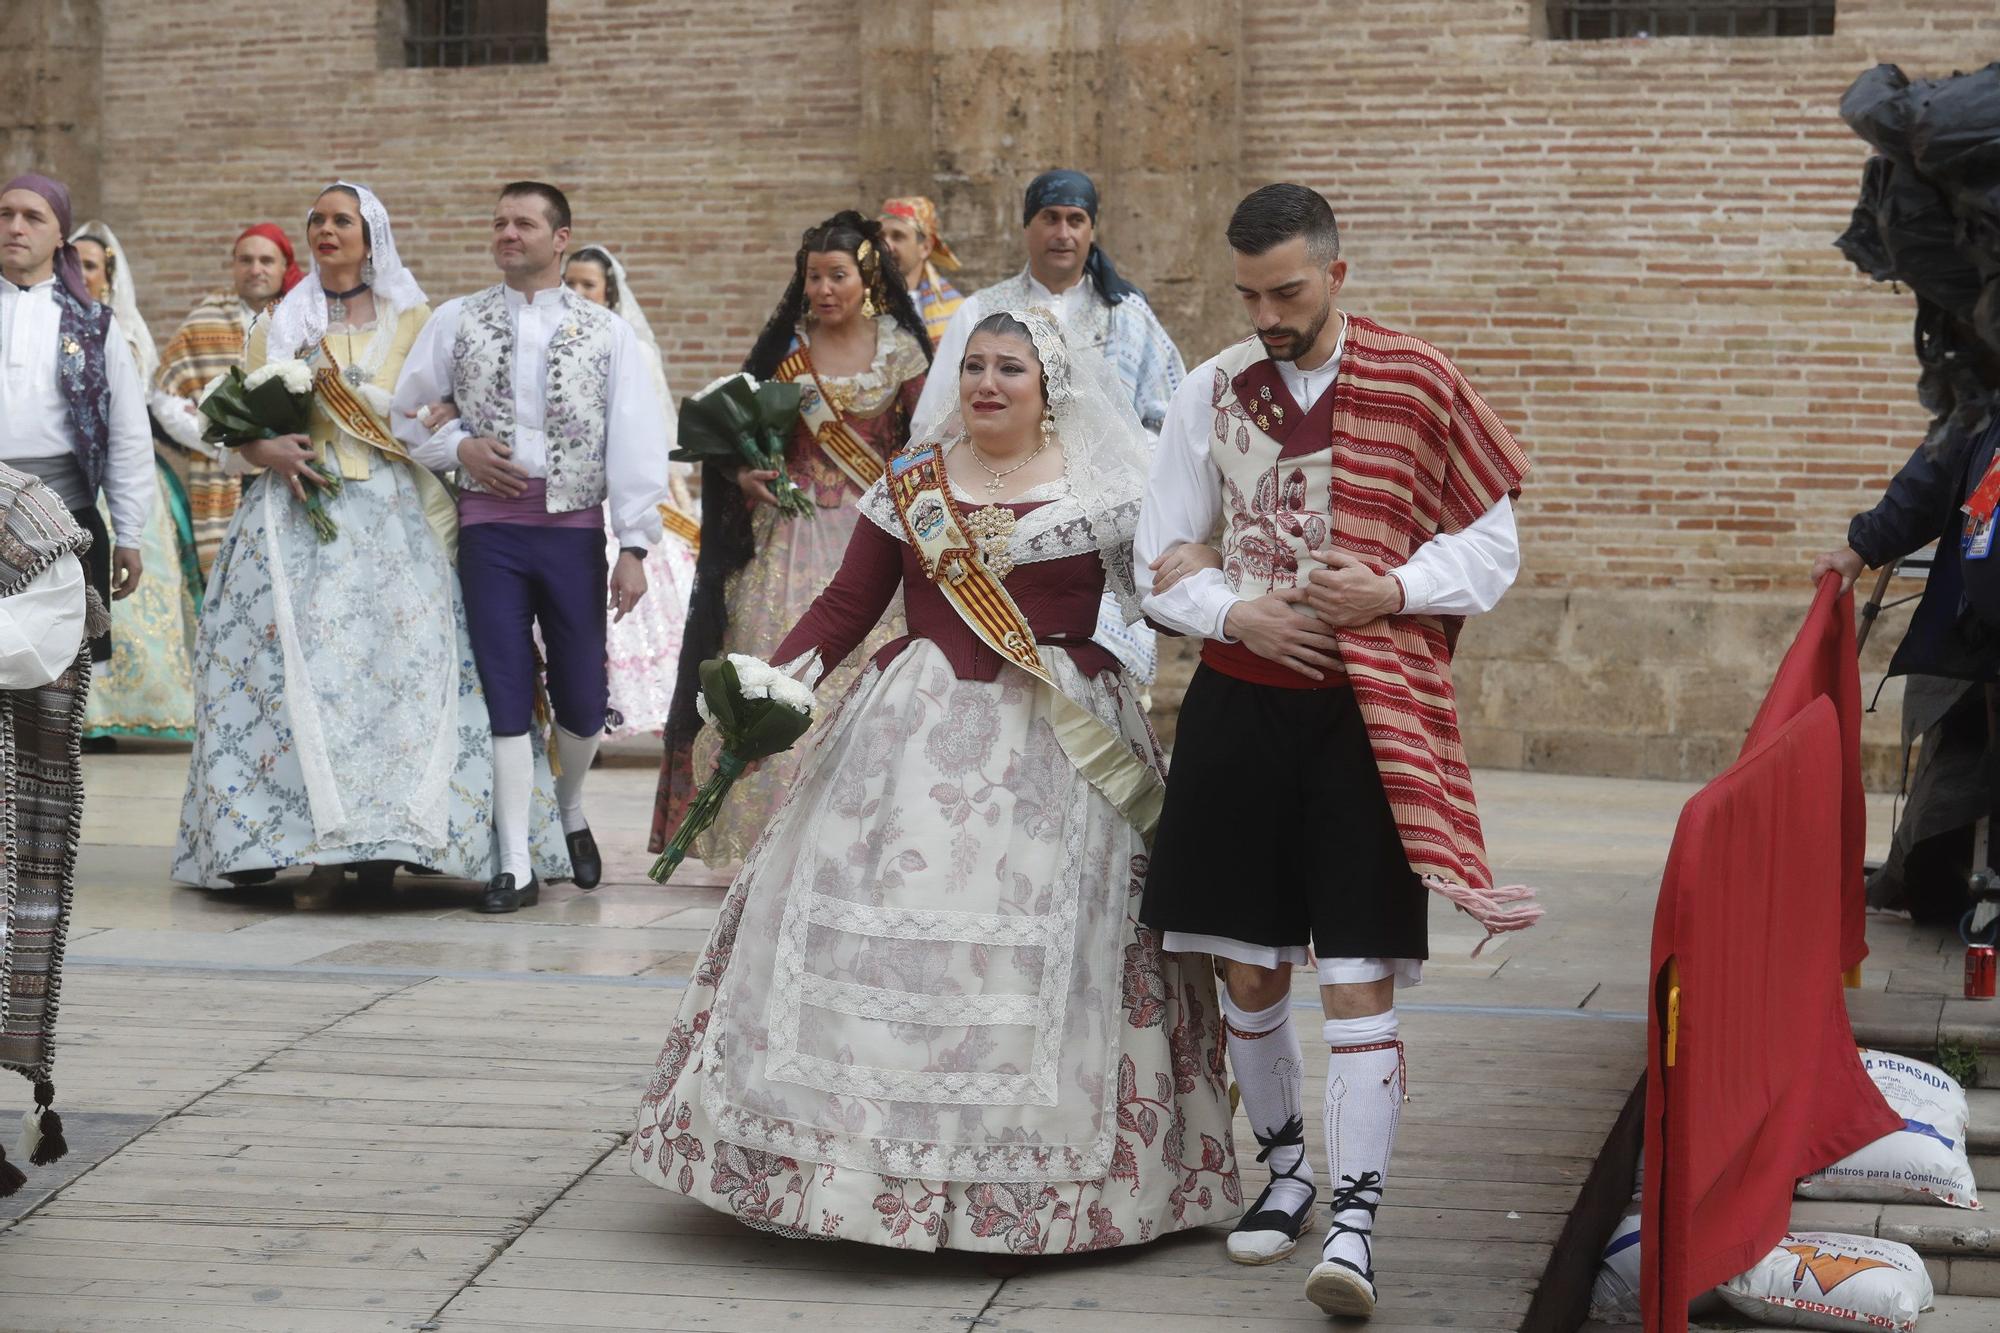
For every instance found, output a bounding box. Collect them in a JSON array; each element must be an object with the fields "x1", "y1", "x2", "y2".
[{"x1": 773, "y1": 498, "x2": 1121, "y2": 682}]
